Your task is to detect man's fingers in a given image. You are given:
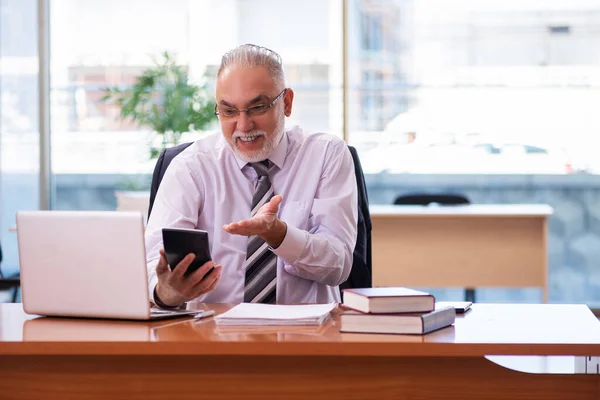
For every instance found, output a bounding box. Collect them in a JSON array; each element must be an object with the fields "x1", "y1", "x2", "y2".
[
  {"x1": 202, "y1": 267, "x2": 222, "y2": 293},
  {"x1": 202, "y1": 265, "x2": 222, "y2": 290},
  {"x1": 170, "y1": 253, "x2": 196, "y2": 280},
  {"x1": 223, "y1": 221, "x2": 255, "y2": 236},
  {"x1": 156, "y1": 249, "x2": 170, "y2": 275},
  {"x1": 187, "y1": 260, "x2": 216, "y2": 285},
  {"x1": 262, "y1": 195, "x2": 282, "y2": 213},
  {"x1": 270, "y1": 195, "x2": 283, "y2": 208},
  {"x1": 191, "y1": 265, "x2": 222, "y2": 295},
  {"x1": 222, "y1": 222, "x2": 239, "y2": 233},
  {"x1": 238, "y1": 219, "x2": 261, "y2": 229}
]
